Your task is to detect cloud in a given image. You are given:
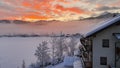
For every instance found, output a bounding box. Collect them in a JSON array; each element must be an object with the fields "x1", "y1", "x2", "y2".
[
  {"x1": 81, "y1": 0, "x2": 119, "y2": 5},
  {"x1": 55, "y1": 4, "x2": 86, "y2": 14},
  {"x1": 0, "y1": 1, "x2": 16, "y2": 11},
  {"x1": 110, "y1": 0, "x2": 120, "y2": 7},
  {"x1": 0, "y1": 0, "x2": 120, "y2": 21}
]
